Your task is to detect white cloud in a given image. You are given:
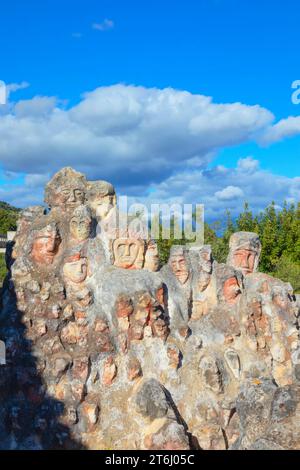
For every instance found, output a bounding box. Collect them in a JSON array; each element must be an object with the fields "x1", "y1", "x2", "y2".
[
  {"x1": 6, "y1": 81, "x2": 30, "y2": 99},
  {"x1": 92, "y1": 19, "x2": 114, "y2": 31},
  {"x1": 0, "y1": 84, "x2": 276, "y2": 185},
  {"x1": 237, "y1": 156, "x2": 259, "y2": 173},
  {"x1": 215, "y1": 185, "x2": 244, "y2": 201},
  {"x1": 260, "y1": 116, "x2": 300, "y2": 145},
  {"x1": 133, "y1": 157, "x2": 299, "y2": 220},
  {"x1": 14, "y1": 96, "x2": 58, "y2": 117},
  {"x1": 0, "y1": 84, "x2": 299, "y2": 213}
]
